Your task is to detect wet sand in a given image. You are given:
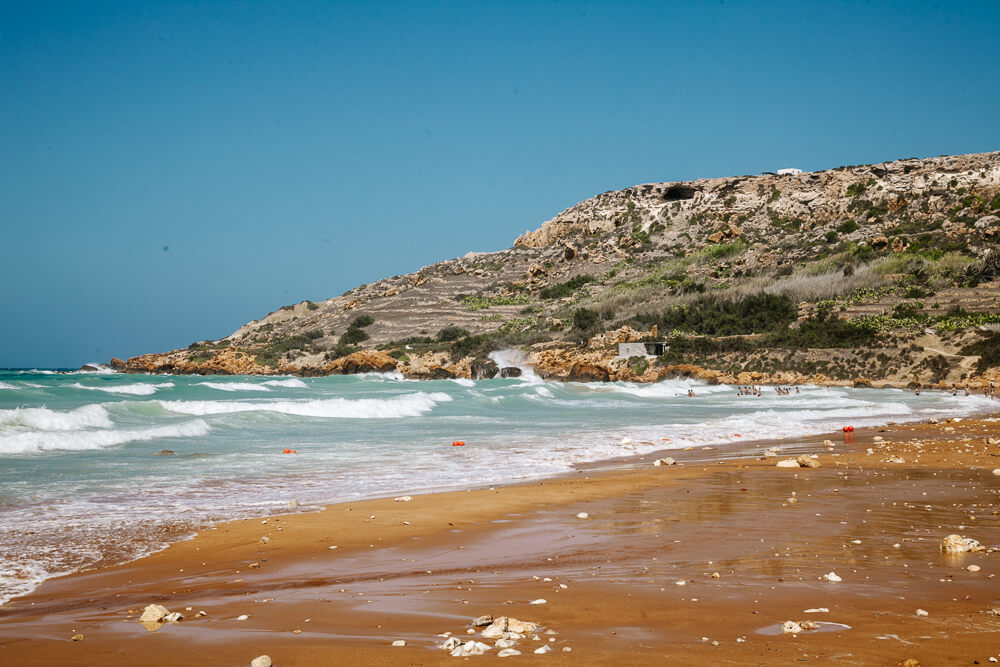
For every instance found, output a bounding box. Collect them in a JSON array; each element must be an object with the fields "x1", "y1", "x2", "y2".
[{"x1": 1, "y1": 417, "x2": 999, "y2": 665}]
